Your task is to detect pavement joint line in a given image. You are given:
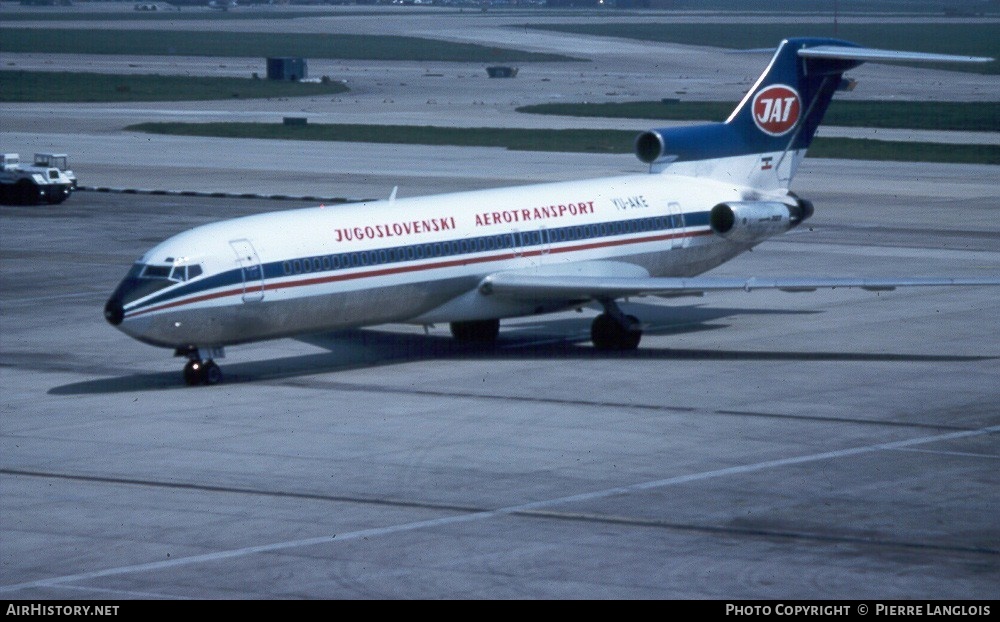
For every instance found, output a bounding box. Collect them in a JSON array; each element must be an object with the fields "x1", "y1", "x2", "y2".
[
  {"x1": 281, "y1": 379, "x2": 972, "y2": 431},
  {"x1": 75, "y1": 186, "x2": 364, "y2": 203},
  {"x1": 1, "y1": 424, "x2": 997, "y2": 595},
  {"x1": 514, "y1": 509, "x2": 999, "y2": 556}
]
